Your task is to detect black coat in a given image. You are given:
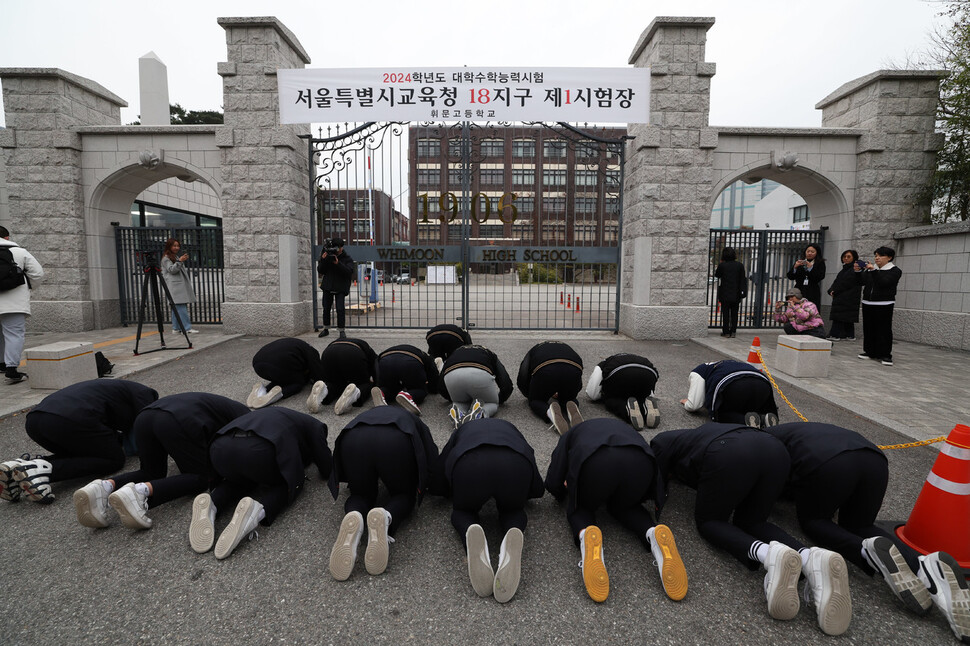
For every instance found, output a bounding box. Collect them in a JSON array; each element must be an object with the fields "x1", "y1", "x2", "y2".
[
  {"x1": 378, "y1": 344, "x2": 440, "y2": 394},
  {"x1": 425, "y1": 324, "x2": 472, "y2": 360},
  {"x1": 317, "y1": 249, "x2": 354, "y2": 295},
  {"x1": 714, "y1": 260, "x2": 747, "y2": 303},
  {"x1": 139, "y1": 392, "x2": 250, "y2": 447},
  {"x1": 650, "y1": 422, "x2": 770, "y2": 489},
  {"x1": 787, "y1": 258, "x2": 826, "y2": 308},
  {"x1": 253, "y1": 338, "x2": 327, "y2": 384},
  {"x1": 516, "y1": 341, "x2": 583, "y2": 396},
  {"x1": 827, "y1": 264, "x2": 862, "y2": 323},
  {"x1": 29, "y1": 379, "x2": 158, "y2": 432},
  {"x1": 857, "y1": 265, "x2": 902, "y2": 302},
  {"x1": 765, "y1": 422, "x2": 884, "y2": 485}
]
